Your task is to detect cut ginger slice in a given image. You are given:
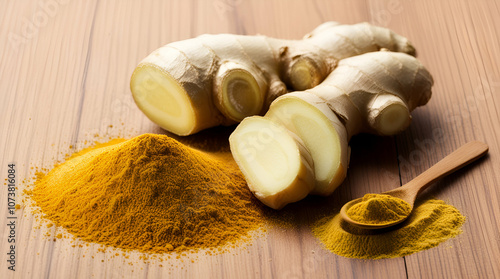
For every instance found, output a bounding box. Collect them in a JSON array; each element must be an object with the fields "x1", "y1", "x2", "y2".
[
  {"x1": 130, "y1": 65, "x2": 197, "y2": 136},
  {"x1": 265, "y1": 92, "x2": 349, "y2": 196},
  {"x1": 229, "y1": 116, "x2": 315, "y2": 209}
]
